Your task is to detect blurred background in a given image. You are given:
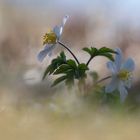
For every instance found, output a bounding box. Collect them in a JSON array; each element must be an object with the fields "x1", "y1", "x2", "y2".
[{"x1": 0, "y1": 0, "x2": 140, "y2": 139}]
